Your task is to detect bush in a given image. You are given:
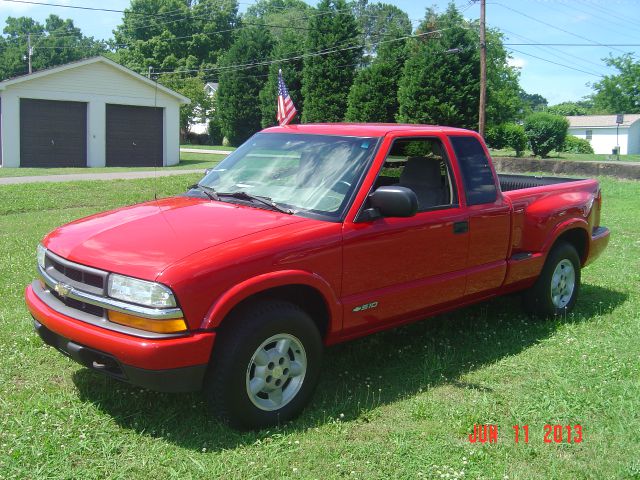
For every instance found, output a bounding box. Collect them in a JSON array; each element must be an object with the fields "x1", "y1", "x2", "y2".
[
  {"x1": 560, "y1": 135, "x2": 594, "y2": 154},
  {"x1": 485, "y1": 123, "x2": 527, "y2": 156},
  {"x1": 524, "y1": 113, "x2": 569, "y2": 157},
  {"x1": 484, "y1": 125, "x2": 506, "y2": 150},
  {"x1": 184, "y1": 131, "x2": 210, "y2": 145},
  {"x1": 208, "y1": 118, "x2": 223, "y2": 145}
]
